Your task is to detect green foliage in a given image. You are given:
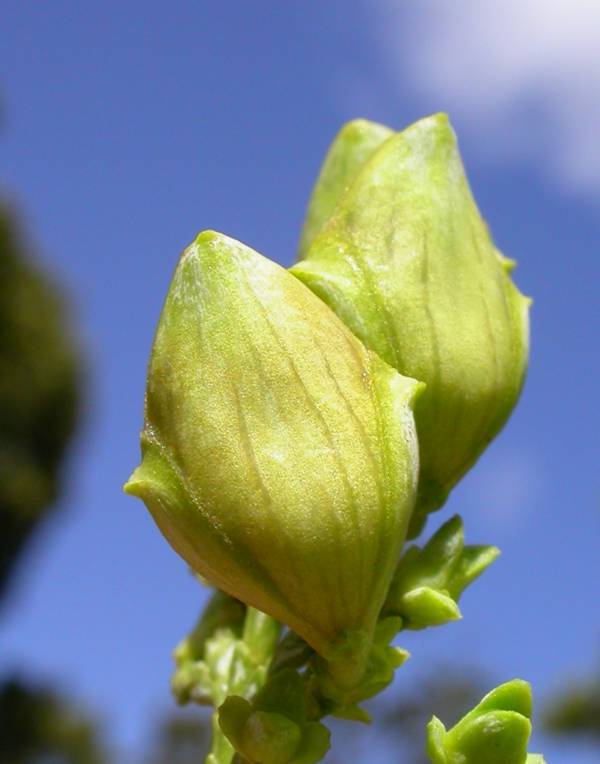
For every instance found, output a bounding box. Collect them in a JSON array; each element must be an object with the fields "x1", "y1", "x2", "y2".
[
  {"x1": 0, "y1": 678, "x2": 106, "y2": 764},
  {"x1": 0, "y1": 207, "x2": 80, "y2": 600},
  {"x1": 144, "y1": 712, "x2": 212, "y2": 764},
  {"x1": 543, "y1": 660, "x2": 600, "y2": 741}
]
